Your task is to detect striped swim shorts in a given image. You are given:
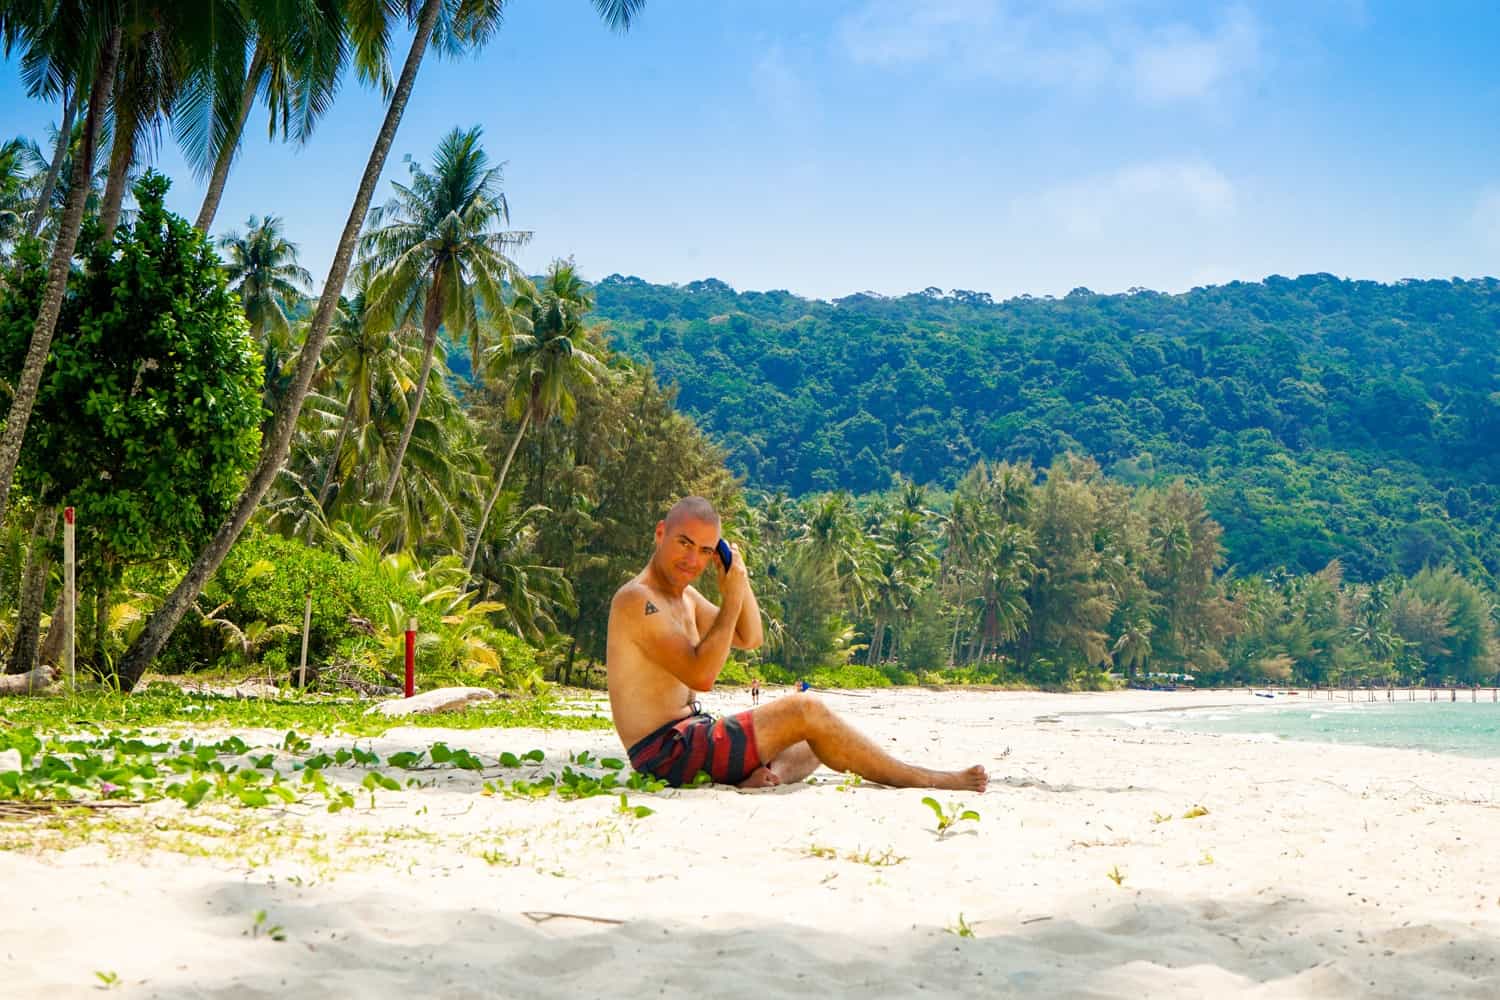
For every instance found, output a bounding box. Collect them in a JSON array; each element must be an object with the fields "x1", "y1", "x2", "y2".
[{"x1": 626, "y1": 711, "x2": 762, "y2": 787}]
